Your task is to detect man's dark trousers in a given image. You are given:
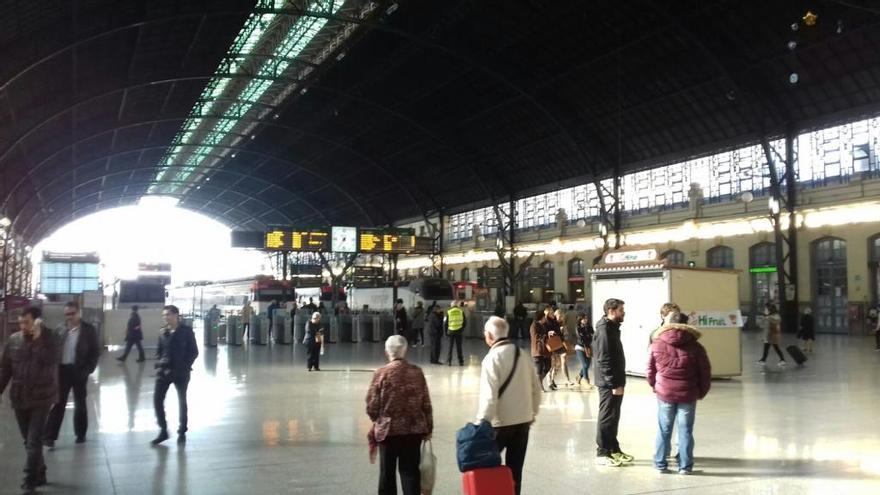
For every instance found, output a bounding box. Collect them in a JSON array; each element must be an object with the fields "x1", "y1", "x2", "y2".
[
  {"x1": 154, "y1": 373, "x2": 190, "y2": 434},
  {"x1": 44, "y1": 364, "x2": 88, "y2": 441},
  {"x1": 15, "y1": 407, "x2": 50, "y2": 485},
  {"x1": 446, "y1": 333, "x2": 463, "y2": 365},
  {"x1": 596, "y1": 387, "x2": 623, "y2": 456}
]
